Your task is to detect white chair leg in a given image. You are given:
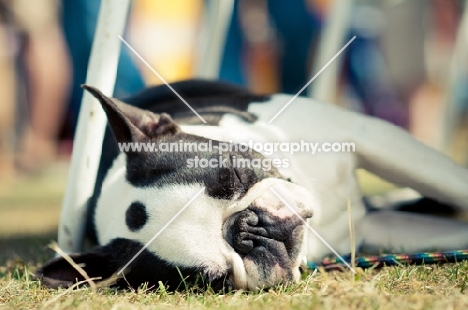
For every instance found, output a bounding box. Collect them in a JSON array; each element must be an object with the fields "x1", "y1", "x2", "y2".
[
  {"x1": 194, "y1": 0, "x2": 234, "y2": 79},
  {"x1": 308, "y1": 0, "x2": 354, "y2": 102},
  {"x1": 58, "y1": 0, "x2": 131, "y2": 253}
]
